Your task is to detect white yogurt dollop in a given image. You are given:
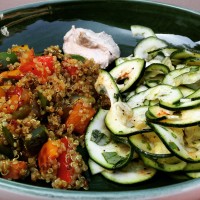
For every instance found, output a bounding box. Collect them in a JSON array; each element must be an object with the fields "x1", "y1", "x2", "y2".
[{"x1": 63, "y1": 26, "x2": 120, "y2": 69}]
